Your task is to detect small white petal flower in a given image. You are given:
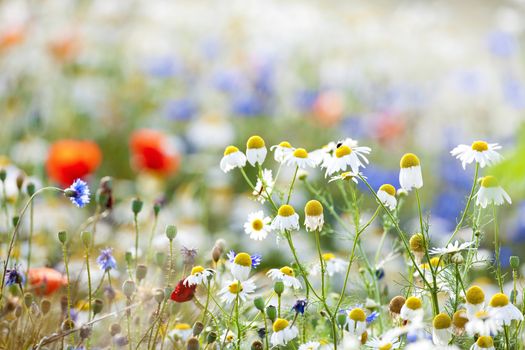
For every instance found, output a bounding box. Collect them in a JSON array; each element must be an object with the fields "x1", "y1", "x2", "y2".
[
  {"x1": 400, "y1": 296, "x2": 424, "y2": 322},
  {"x1": 465, "y1": 310, "x2": 502, "y2": 337},
  {"x1": 429, "y1": 241, "x2": 473, "y2": 256},
  {"x1": 218, "y1": 279, "x2": 256, "y2": 304},
  {"x1": 475, "y1": 176, "x2": 511, "y2": 208},
  {"x1": 246, "y1": 135, "x2": 267, "y2": 166},
  {"x1": 377, "y1": 184, "x2": 397, "y2": 210},
  {"x1": 488, "y1": 293, "x2": 523, "y2": 325},
  {"x1": 220, "y1": 146, "x2": 247, "y2": 173},
  {"x1": 399, "y1": 153, "x2": 423, "y2": 191},
  {"x1": 270, "y1": 319, "x2": 299, "y2": 346},
  {"x1": 304, "y1": 200, "x2": 324, "y2": 232},
  {"x1": 311, "y1": 253, "x2": 348, "y2": 276},
  {"x1": 346, "y1": 308, "x2": 367, "y2": 337},
  {"x1": 252, "y1": 169, "x2": 274, "y2": 203},
  {"x1": 272, "y1": 205, "x2": 300, "y2": 232},
  {"x1": 170, "y1": 323, "x2": 193, "y2": 341},
  {"x1": 322, "y1": 143, "x2": 371, "y2": 177},
  {"x1": 285, "y1": 148, "x2": 317, "y2": 169},
  {"x1": 228, "y1": 251, "x2": 261, "y2": 281},
  {"x1": 183, "y1": 266, "x2": 214, "y2": 286},
  {"x1": 244, "y1": 211, "x2": 272, "y2": 240},
  {"x1": 328, "y1": 171, "x2": 364, "y2": 183},
  {"x1": 432, "y1": 313, "x2": 452, "y2": 346},
  {"x1": 270, "y1": 141, "x2": 294, "y2": 163},
  {"x1": 470, "y1": 336, "x2": 495, "y2": 350},
  {"x1": 267, "y1": 266, "x2": 302, "y2": 289},
  {"x1": 450, "y1": 141, "x2": 503, "y2": 169}
]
